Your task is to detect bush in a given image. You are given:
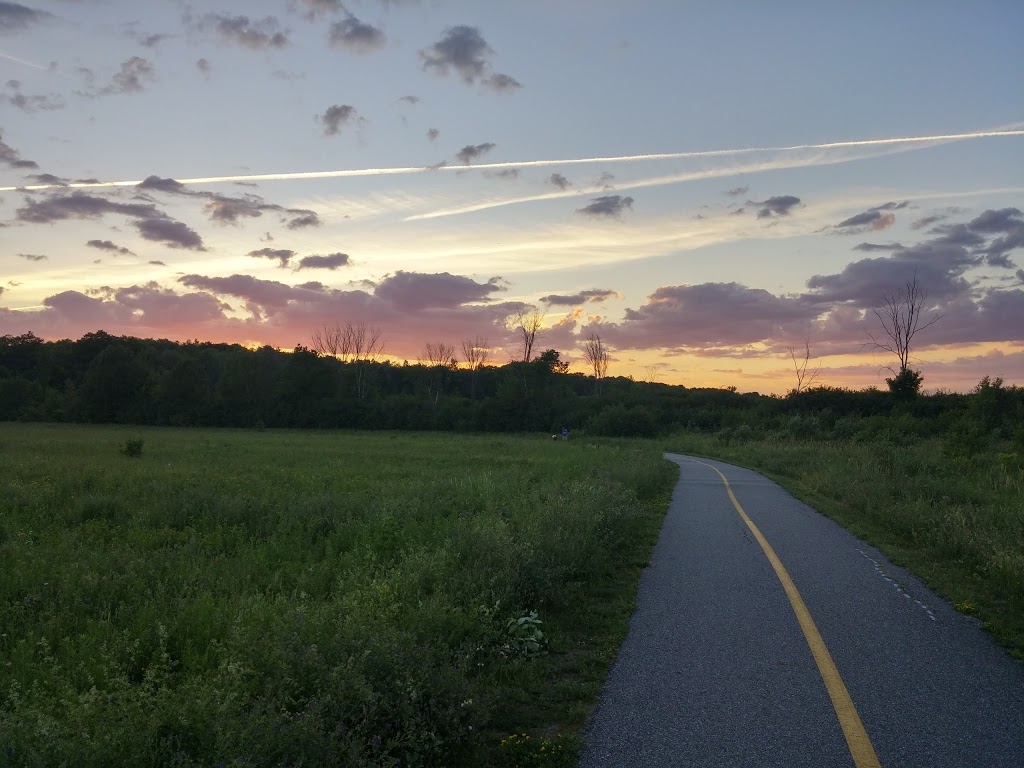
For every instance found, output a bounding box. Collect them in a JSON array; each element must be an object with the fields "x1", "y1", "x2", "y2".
[{"x1": 120, "y1": 438, "x2": 144, "y2": 458}]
